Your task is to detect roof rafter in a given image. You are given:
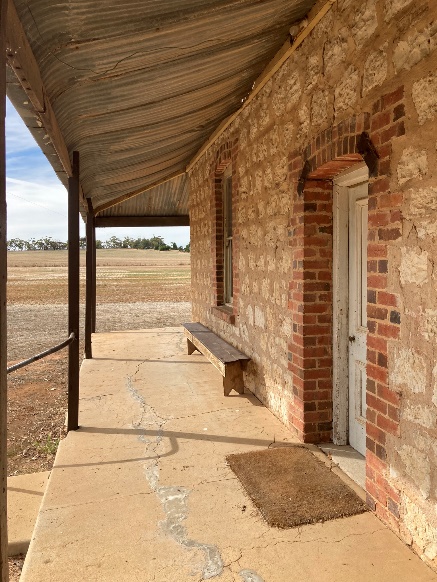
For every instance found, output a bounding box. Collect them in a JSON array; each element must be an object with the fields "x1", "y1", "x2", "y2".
[{"x1": 5, "y1": 1, "x2": 87, "y2": 209}]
